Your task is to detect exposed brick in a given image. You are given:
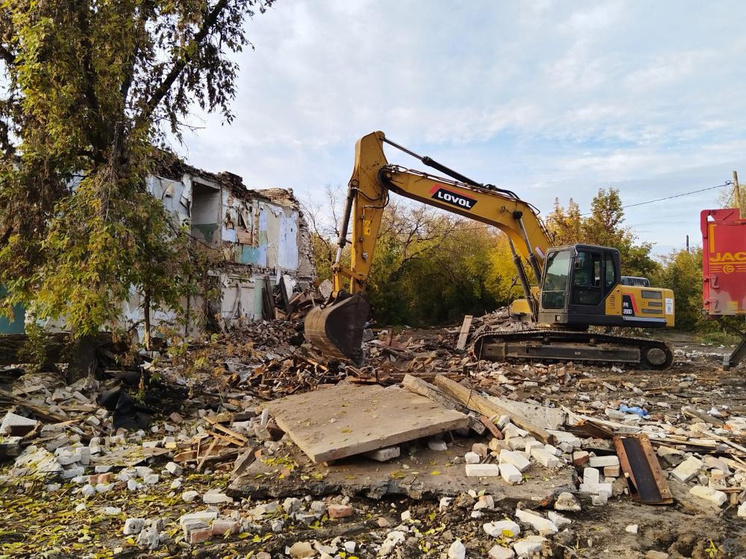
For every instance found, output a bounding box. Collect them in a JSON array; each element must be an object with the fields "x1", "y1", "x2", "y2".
[{"x1": 327, "y1": 504, "x2": 354, "y2": 519}]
